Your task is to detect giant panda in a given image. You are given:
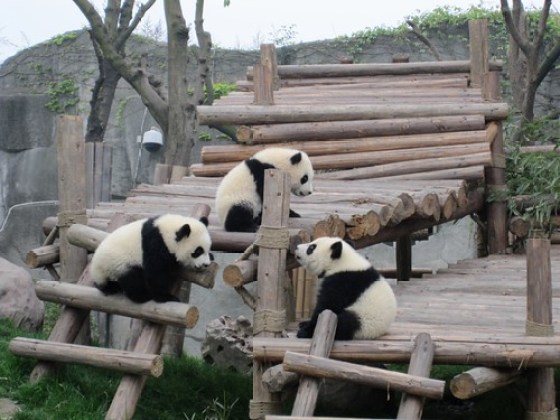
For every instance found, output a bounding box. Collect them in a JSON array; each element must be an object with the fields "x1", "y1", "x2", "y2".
[
  {"x1": 215, "y1": 147, "x2": 314, "y2": 232},
  {"x1": 90, "y1": 214, "x2": 213, "y2": 303},
  {"x1": 295, "y1": 237, "x2": 397, "y2": 340}
]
